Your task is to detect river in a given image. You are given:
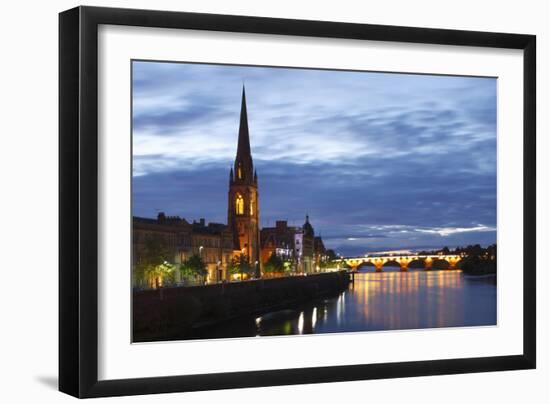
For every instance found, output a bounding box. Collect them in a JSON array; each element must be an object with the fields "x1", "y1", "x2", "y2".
[{"x1": 190, "y1": 268, "x2": 497, "y2": 339}]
